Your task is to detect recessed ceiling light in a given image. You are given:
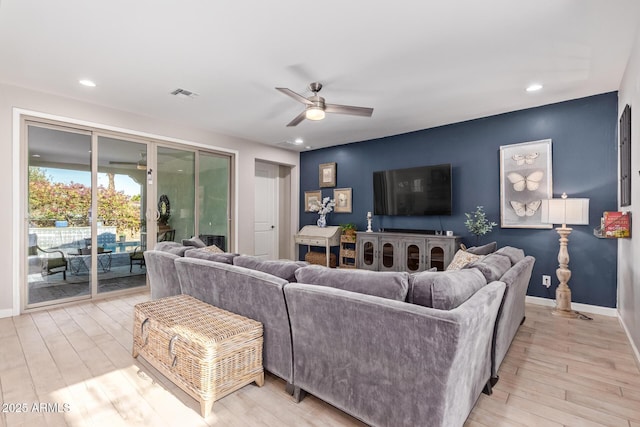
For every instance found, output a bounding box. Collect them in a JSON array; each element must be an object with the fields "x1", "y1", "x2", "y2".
[
  {"x1": 79, "y1": 79, "x2": 96, "y2": 87},
  {"x1": 526, "y1": 83, "x2": 543, "y2": 92},
  {"x1": 305, "y1": 146, "x2": 312, "y2": 150},
  {"x1": 177, "y1": 169, "x2": 183, "y2": 172},
  {"x1": 294, "y1": 138, "x2": 303, "y2": 145},
  {"x1": 32, "y1": 154, "x2": 40, "y2": 158}
]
